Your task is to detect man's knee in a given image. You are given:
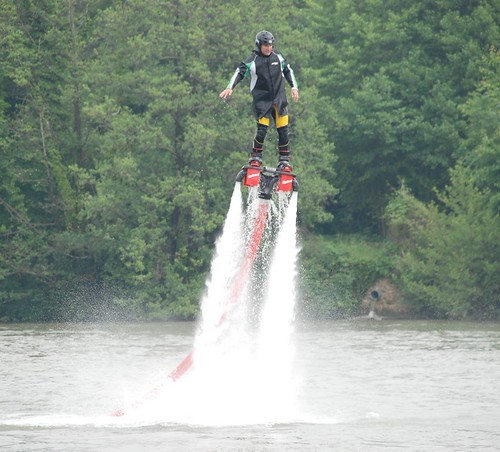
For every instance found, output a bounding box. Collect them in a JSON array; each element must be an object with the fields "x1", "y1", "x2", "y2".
[
  {"x1": 277, "y1": 125, "x2": 289, "y2": 145},
  {"x1": 277, "y1": 126, "x2": 290, "y2": 155},
  {"x1": 253, "y1": 123, "x2": 269, "y2": 151},
  {"x1": 256, "y1": 123, "x2": 269, "y2": 142}
]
